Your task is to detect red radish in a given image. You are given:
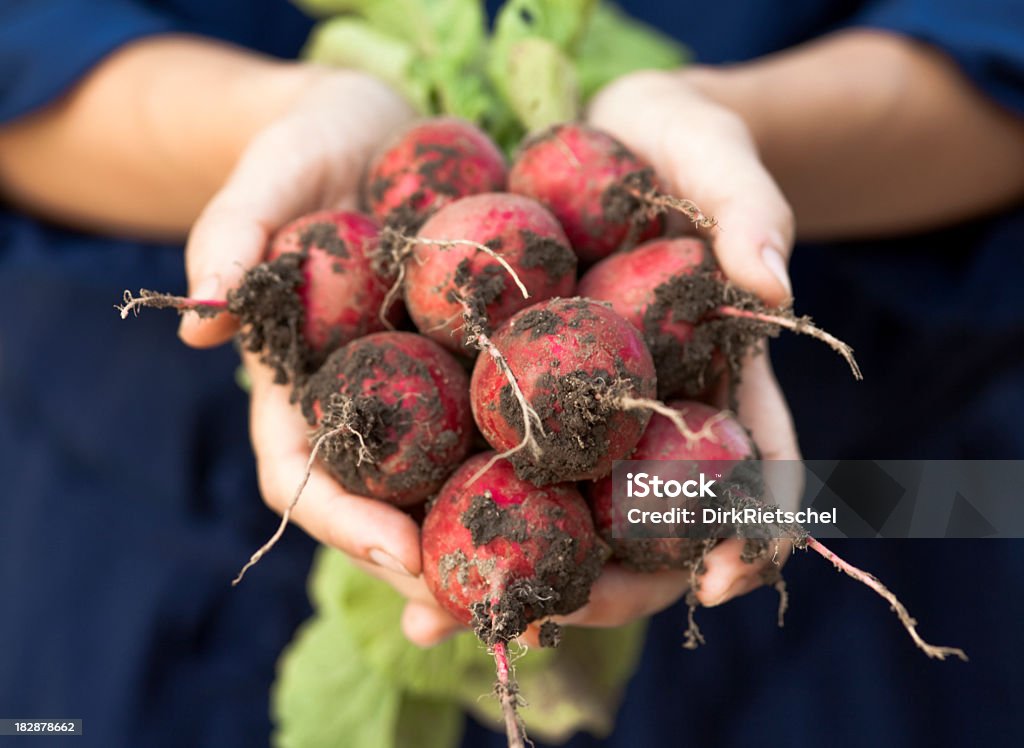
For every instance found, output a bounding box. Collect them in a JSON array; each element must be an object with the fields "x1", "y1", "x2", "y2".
[
  {"x1": 579, "y1": 236, "x2": 862, "y2": 400},
  {"x1": 509, "y1": 123, "x2": 710, "y2": 263},
  {"x1": 399, "y1": 193, "x2": 577, "y2": 354},
  {"x1": 422, "y1": 451, "x2": 606, "y2": 747},
  {"x1": 586, "y1": 400, "x2": 966, "y2": 661},
  {"x1": 587, "y1": 401, "x2": 756, "y2": 571},
  {"x1": 470, "y1": 297, "x2": 657, "y2": 484},
  {"x1": 299, "y1": 331, "x2": 473, "y2": 505},
  {"x1": 423, "y1": 452, "x2": 605, "y2": 632},
  {"x1": 363, "y1": 117, "x2": 508, "y2": 229},
  {"x1": 578, "y1": 236, "x2": 713, "y2": 397},
  {"x1": 119, "y1": 210, "x2": 398, "y2": 383}
]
